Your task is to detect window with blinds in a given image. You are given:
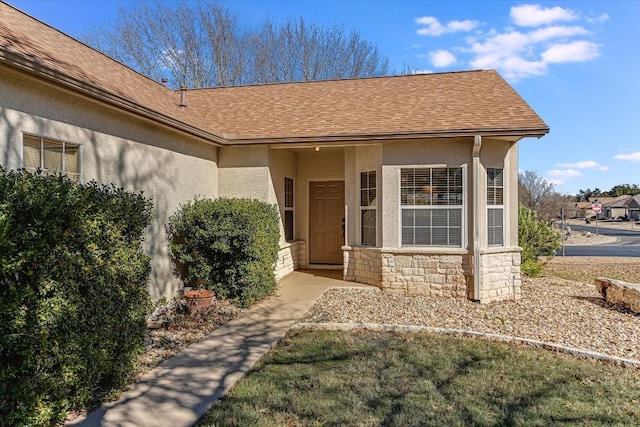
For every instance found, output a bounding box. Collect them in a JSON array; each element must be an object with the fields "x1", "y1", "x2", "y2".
[
  {"x1": 360, "y1": 171, "x2": 376, "y2": 246},
  {"x1": 487, "y1": 168, "x2": 504, "y2": 246},
  {"x1": 284, "y1": 177, "x2": 294, "y2": 242},
  {"x1": 400, "y1": 167, "x2": 463, "y2": 247},
  {"x1": 23, "y1": 134, "x2": 81, "y2": 182}
]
